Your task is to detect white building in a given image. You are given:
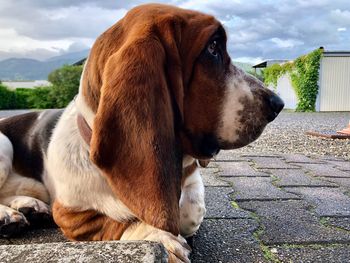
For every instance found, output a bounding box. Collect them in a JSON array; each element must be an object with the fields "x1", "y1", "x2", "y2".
[{"x1": 254, "y1": 51, "x2": 350, "y2": 111}]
